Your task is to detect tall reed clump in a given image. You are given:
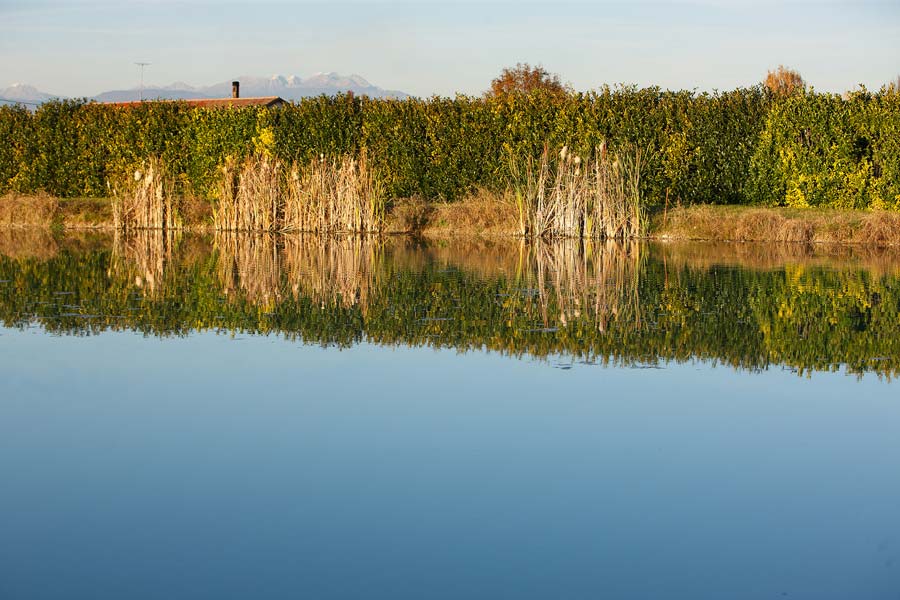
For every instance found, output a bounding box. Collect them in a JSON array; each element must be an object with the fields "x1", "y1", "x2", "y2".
[
  {"x1": 214, "y1": 155, "x2": 283, "y2": 232},
  {"x1": 283, "y1": 153, "x2": 385, "y2": 234},
  {"x1": 214, "y1": 153, "x2": 385, "y2": 233},
  {"x1": 508, "y1": 143, "x2": 644, "y2": 240},
  {"x1": 113, "y1": 157, "x2": 180, "y2": 232}
]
